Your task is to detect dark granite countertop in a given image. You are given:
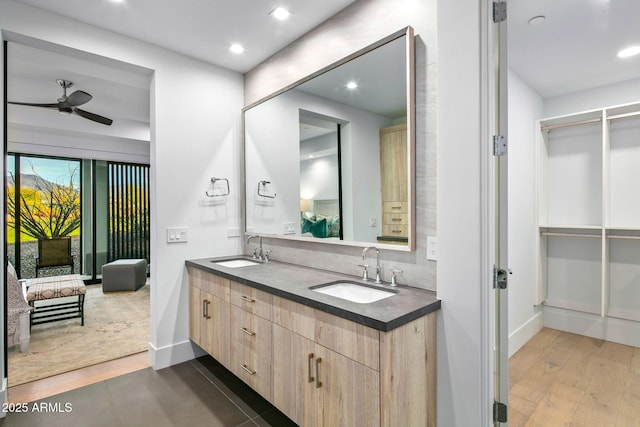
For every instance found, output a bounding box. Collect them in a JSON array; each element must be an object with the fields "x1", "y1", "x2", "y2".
[{"x1": 186, "y1": 256, "x2": 441, "y2": 332}]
